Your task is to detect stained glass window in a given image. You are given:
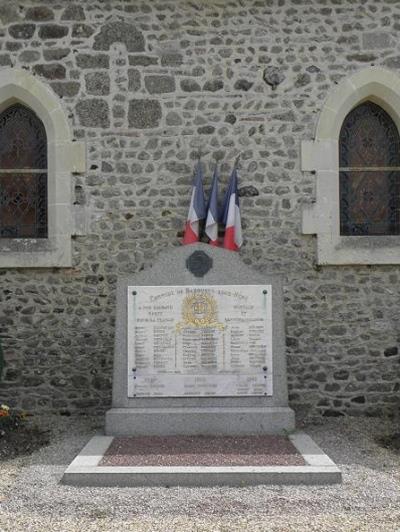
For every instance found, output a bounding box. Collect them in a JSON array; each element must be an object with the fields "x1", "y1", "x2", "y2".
[
  {"x1": 0, "y1": 103, "x2": 47, "y2": 238},
  {"x1": 339, "y1": 101, "x2": 400, "y2": 236}
]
